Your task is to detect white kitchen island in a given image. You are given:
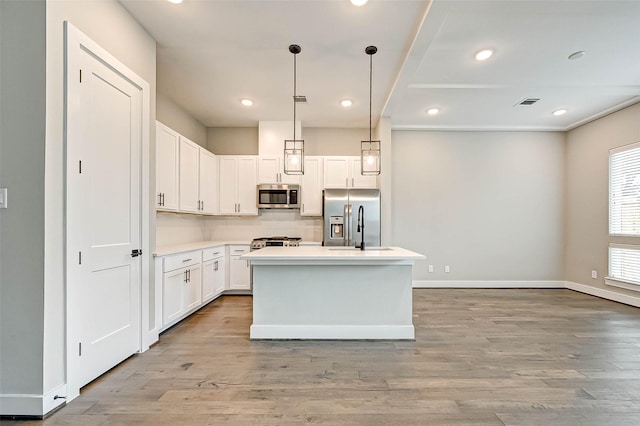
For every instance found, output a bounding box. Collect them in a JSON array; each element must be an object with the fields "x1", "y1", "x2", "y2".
[{"x1": 242, "y1": 246, "x2": 425, "y2": 340}]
